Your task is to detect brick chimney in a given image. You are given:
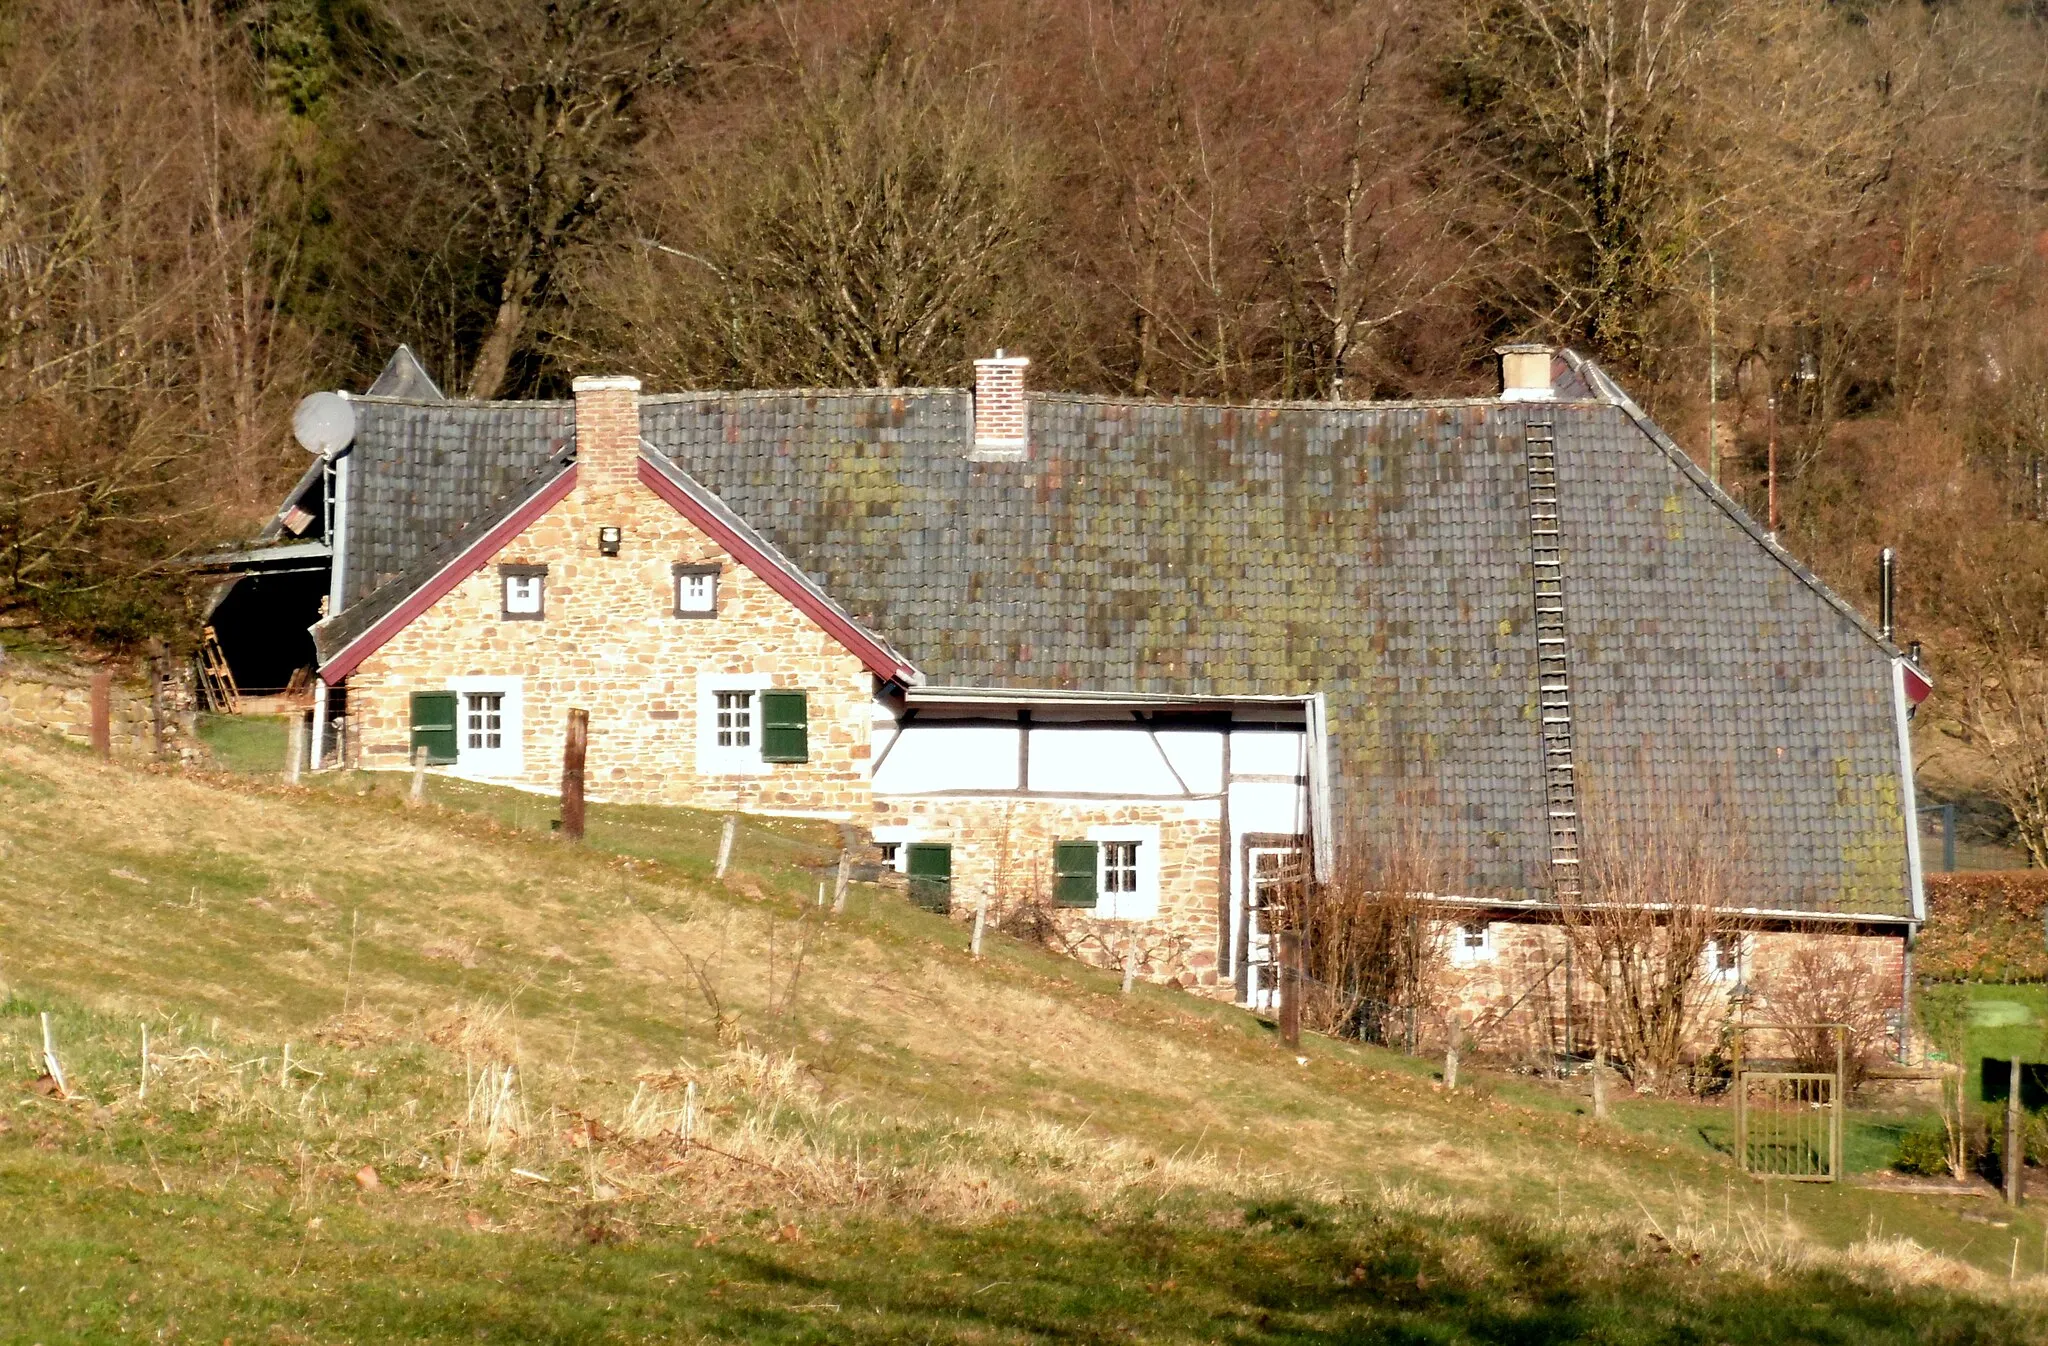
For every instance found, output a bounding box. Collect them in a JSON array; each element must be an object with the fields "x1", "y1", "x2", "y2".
[
  {"x1": 972, "y1": 350, "x2": 1029, "y2": 457},
  {"x1": 1495, "y1": 344, "x2": 1555, "y2": 402},
  {"x1": 572, "y1": 374, "x2": 642, "y2": 490}
]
